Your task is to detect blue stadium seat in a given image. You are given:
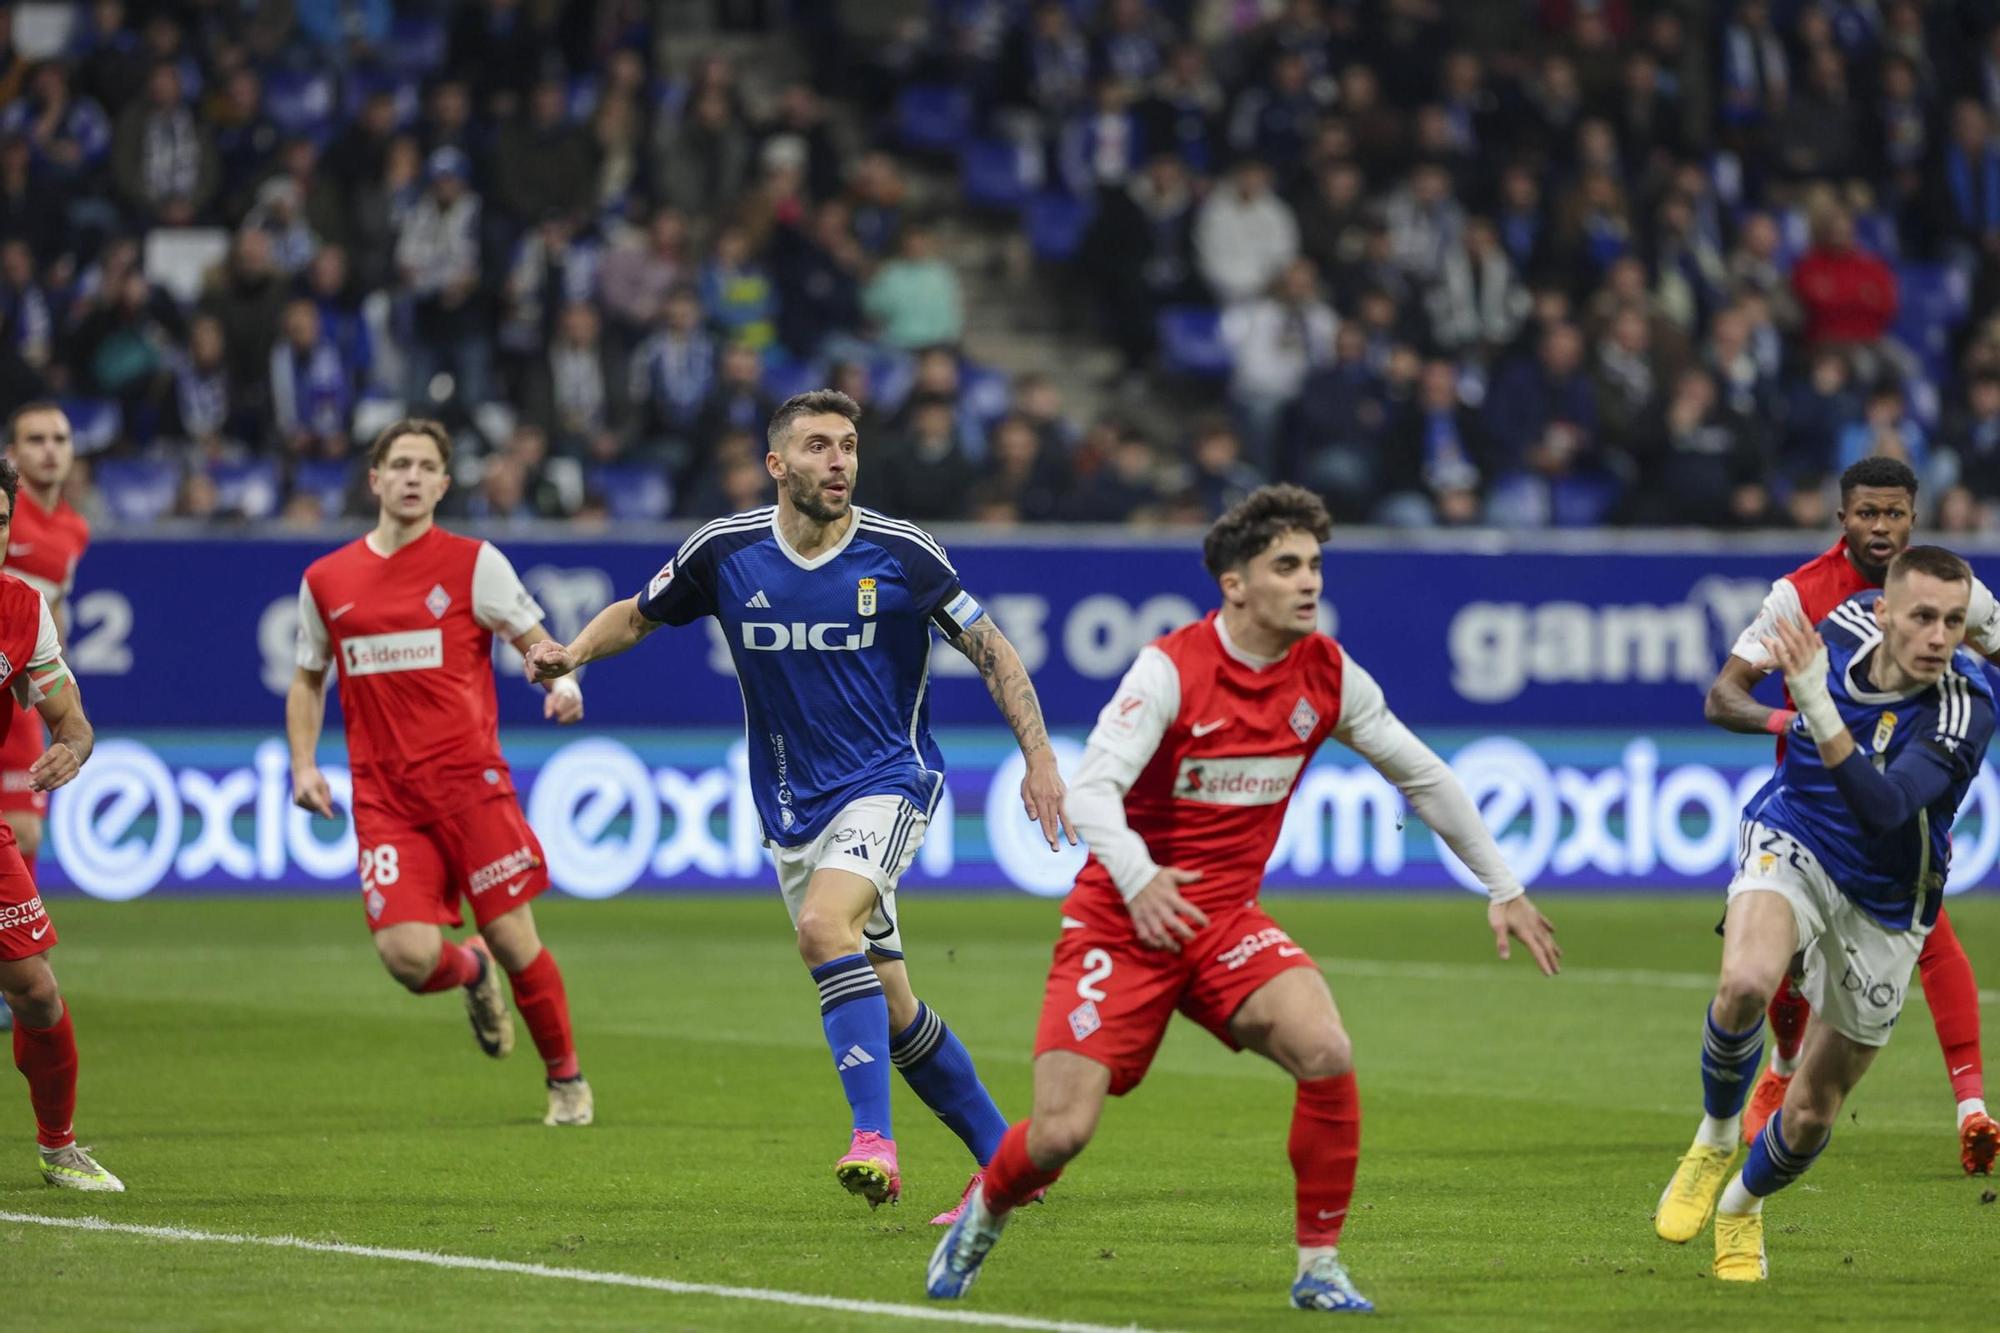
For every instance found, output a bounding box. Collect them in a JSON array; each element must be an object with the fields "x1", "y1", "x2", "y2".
[
  {"x1": 1550, "y1": 474, "x2": 1621, "y2": 528},
  {"x1": 959, "y1": 137, "x2": 1030, "y2": 212},
  {"x1": 383, "y1": 14, "x2": 448, "y2": 75},
  {"x1": 341, "y1": 67, "x2": 420, "y2": 127},
  {"x1": 896, "y1": 84, "x2": 974, "y2": 155},
  {"x1": 94, "y1": 459, "x2": 180, "y2": 524},
  {"x1": 589, "y1": 465, "x2": 672, "y2": 521},
  {"x1": 56, "y1": 398, "x2": 121, "y2": 454},
  {"x1": 1025, "y1": 192, "x2": 1094, "y2": 262},
  {"x1": 209, "y1": 459, "x2": 281, "y2": 519},
  {"x1": 264, "y1": 68, "x2": 339, "y2": 142},
  {"x1": 1892, "y1": 262, "x2": 1972, "y2": 382},
  {"x1": 1156, "y1": 306, "x2": 1233, "y2": 378},
  {"x1": 1774, "y1": 207, "x2": 1810, "y2": 271},
  {"x1": 868, "y1": 354, "x2": 917, "y2": 415},
  {"x1": 958, "y1": 361, "x2": 1012, "y2": 428},
  {"x1": 764, "y1": 358, "x2": 820, "y2": 403},
  {"x1": 292, "y1": 460, "x2": 352, "y2": 516},
  {"x1": 1853, "y1": 210, "x2": 1900, "y2": 260}
]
